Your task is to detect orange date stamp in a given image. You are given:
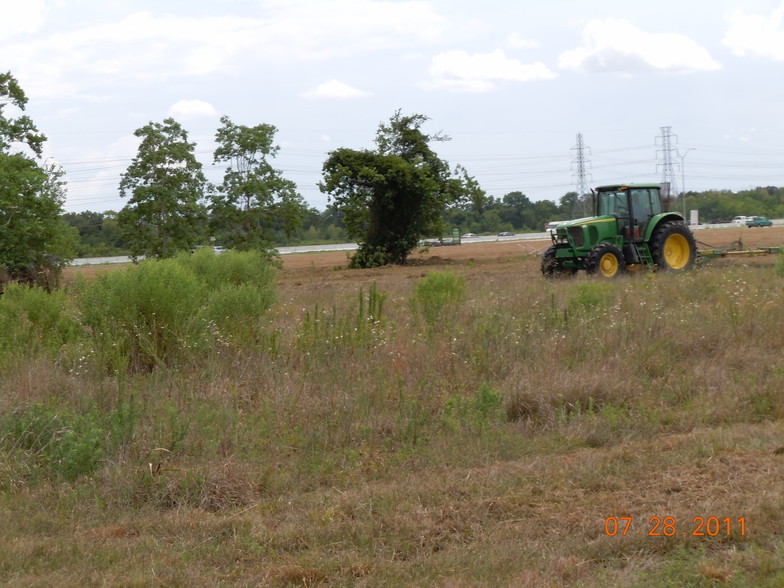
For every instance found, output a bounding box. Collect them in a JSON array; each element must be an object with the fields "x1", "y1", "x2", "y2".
[{"x1": 604, "y1": 516, "x2": 746, "y2": 537}]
